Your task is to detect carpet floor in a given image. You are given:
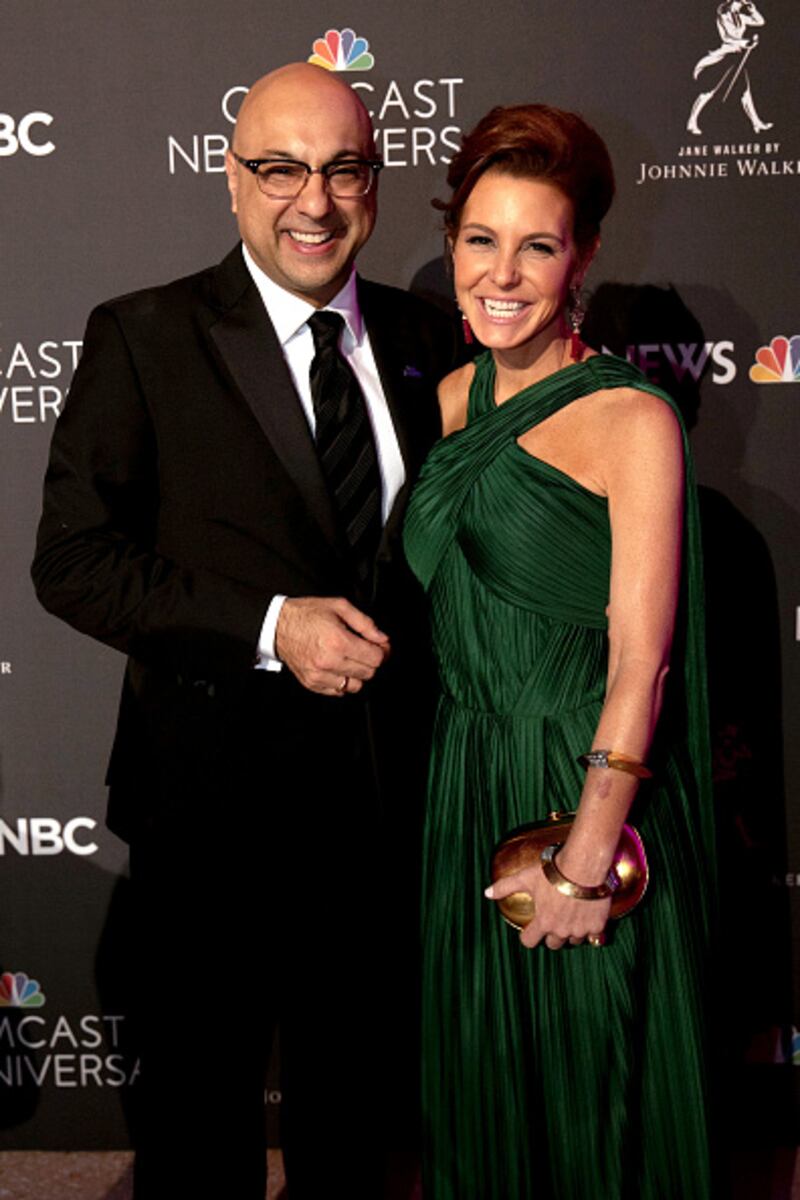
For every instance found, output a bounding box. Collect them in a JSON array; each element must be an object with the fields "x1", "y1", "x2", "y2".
[{"x1": 0, "y1": 1149, "x2": 797, "y2": 1198}]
